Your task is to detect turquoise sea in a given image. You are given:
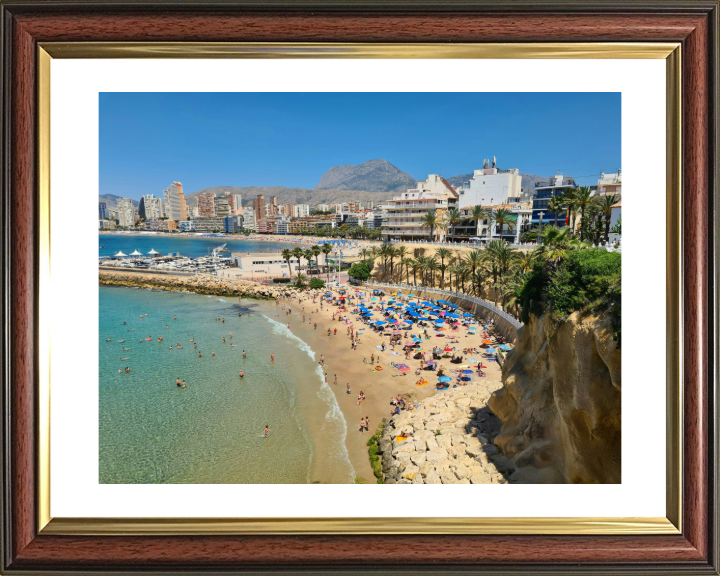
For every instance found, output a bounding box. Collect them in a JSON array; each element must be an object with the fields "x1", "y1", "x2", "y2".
[{"x1": 99, "y1": 286, "x2": 354, "y2": 484}]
